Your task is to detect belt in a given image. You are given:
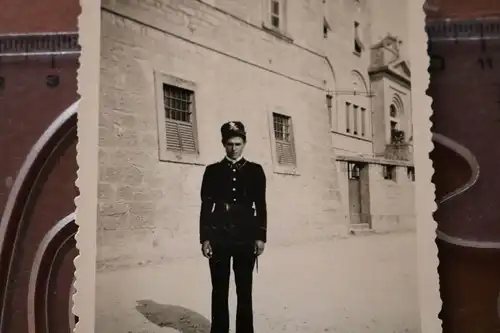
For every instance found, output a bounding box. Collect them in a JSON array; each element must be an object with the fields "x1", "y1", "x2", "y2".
[{"x1": 215, "y1": 202, "x2": 253, "y2": 213}]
